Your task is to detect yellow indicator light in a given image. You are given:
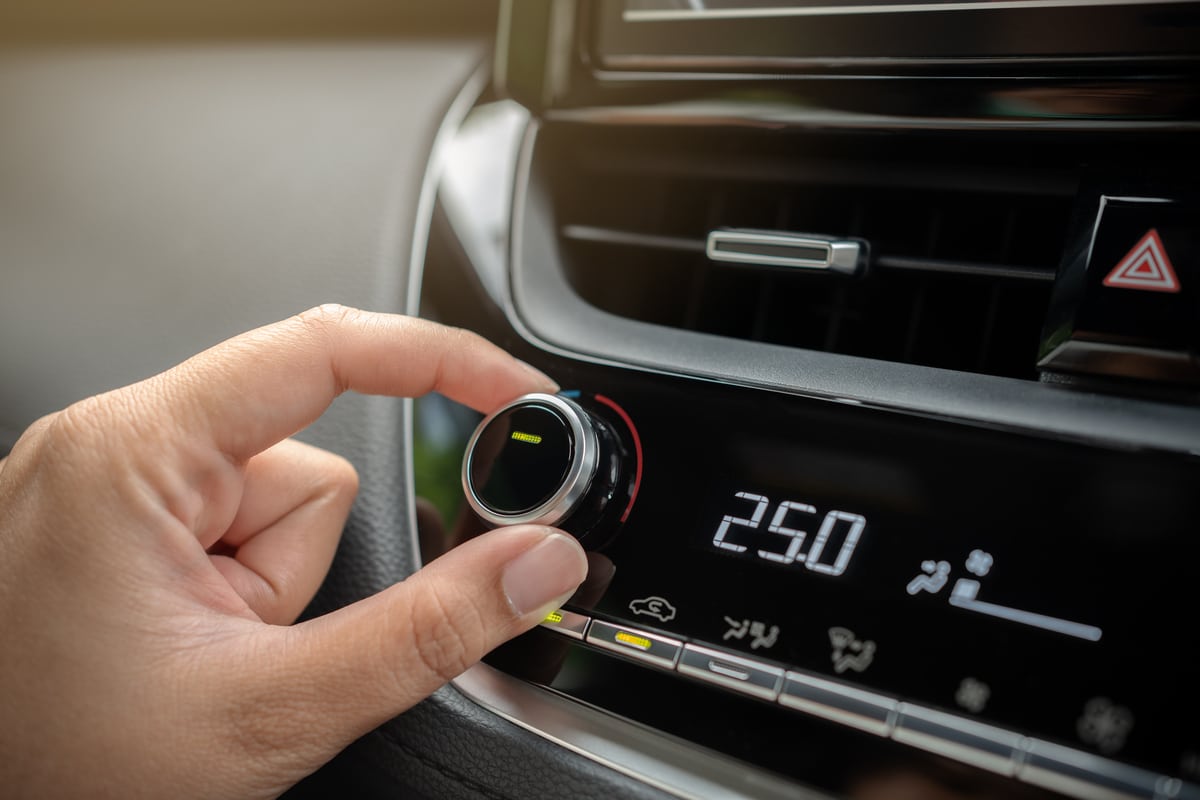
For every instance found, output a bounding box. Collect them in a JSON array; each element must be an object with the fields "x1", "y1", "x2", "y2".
[
  {"x1": 511, "y1": 431, "x2": 543, "y2": 445},
  {"x1": 544, "y1": 610, "x2": 564, "y2": 624},
  {"x1": 615, "y1": 631, "x2": 652, "y2": 651}
]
